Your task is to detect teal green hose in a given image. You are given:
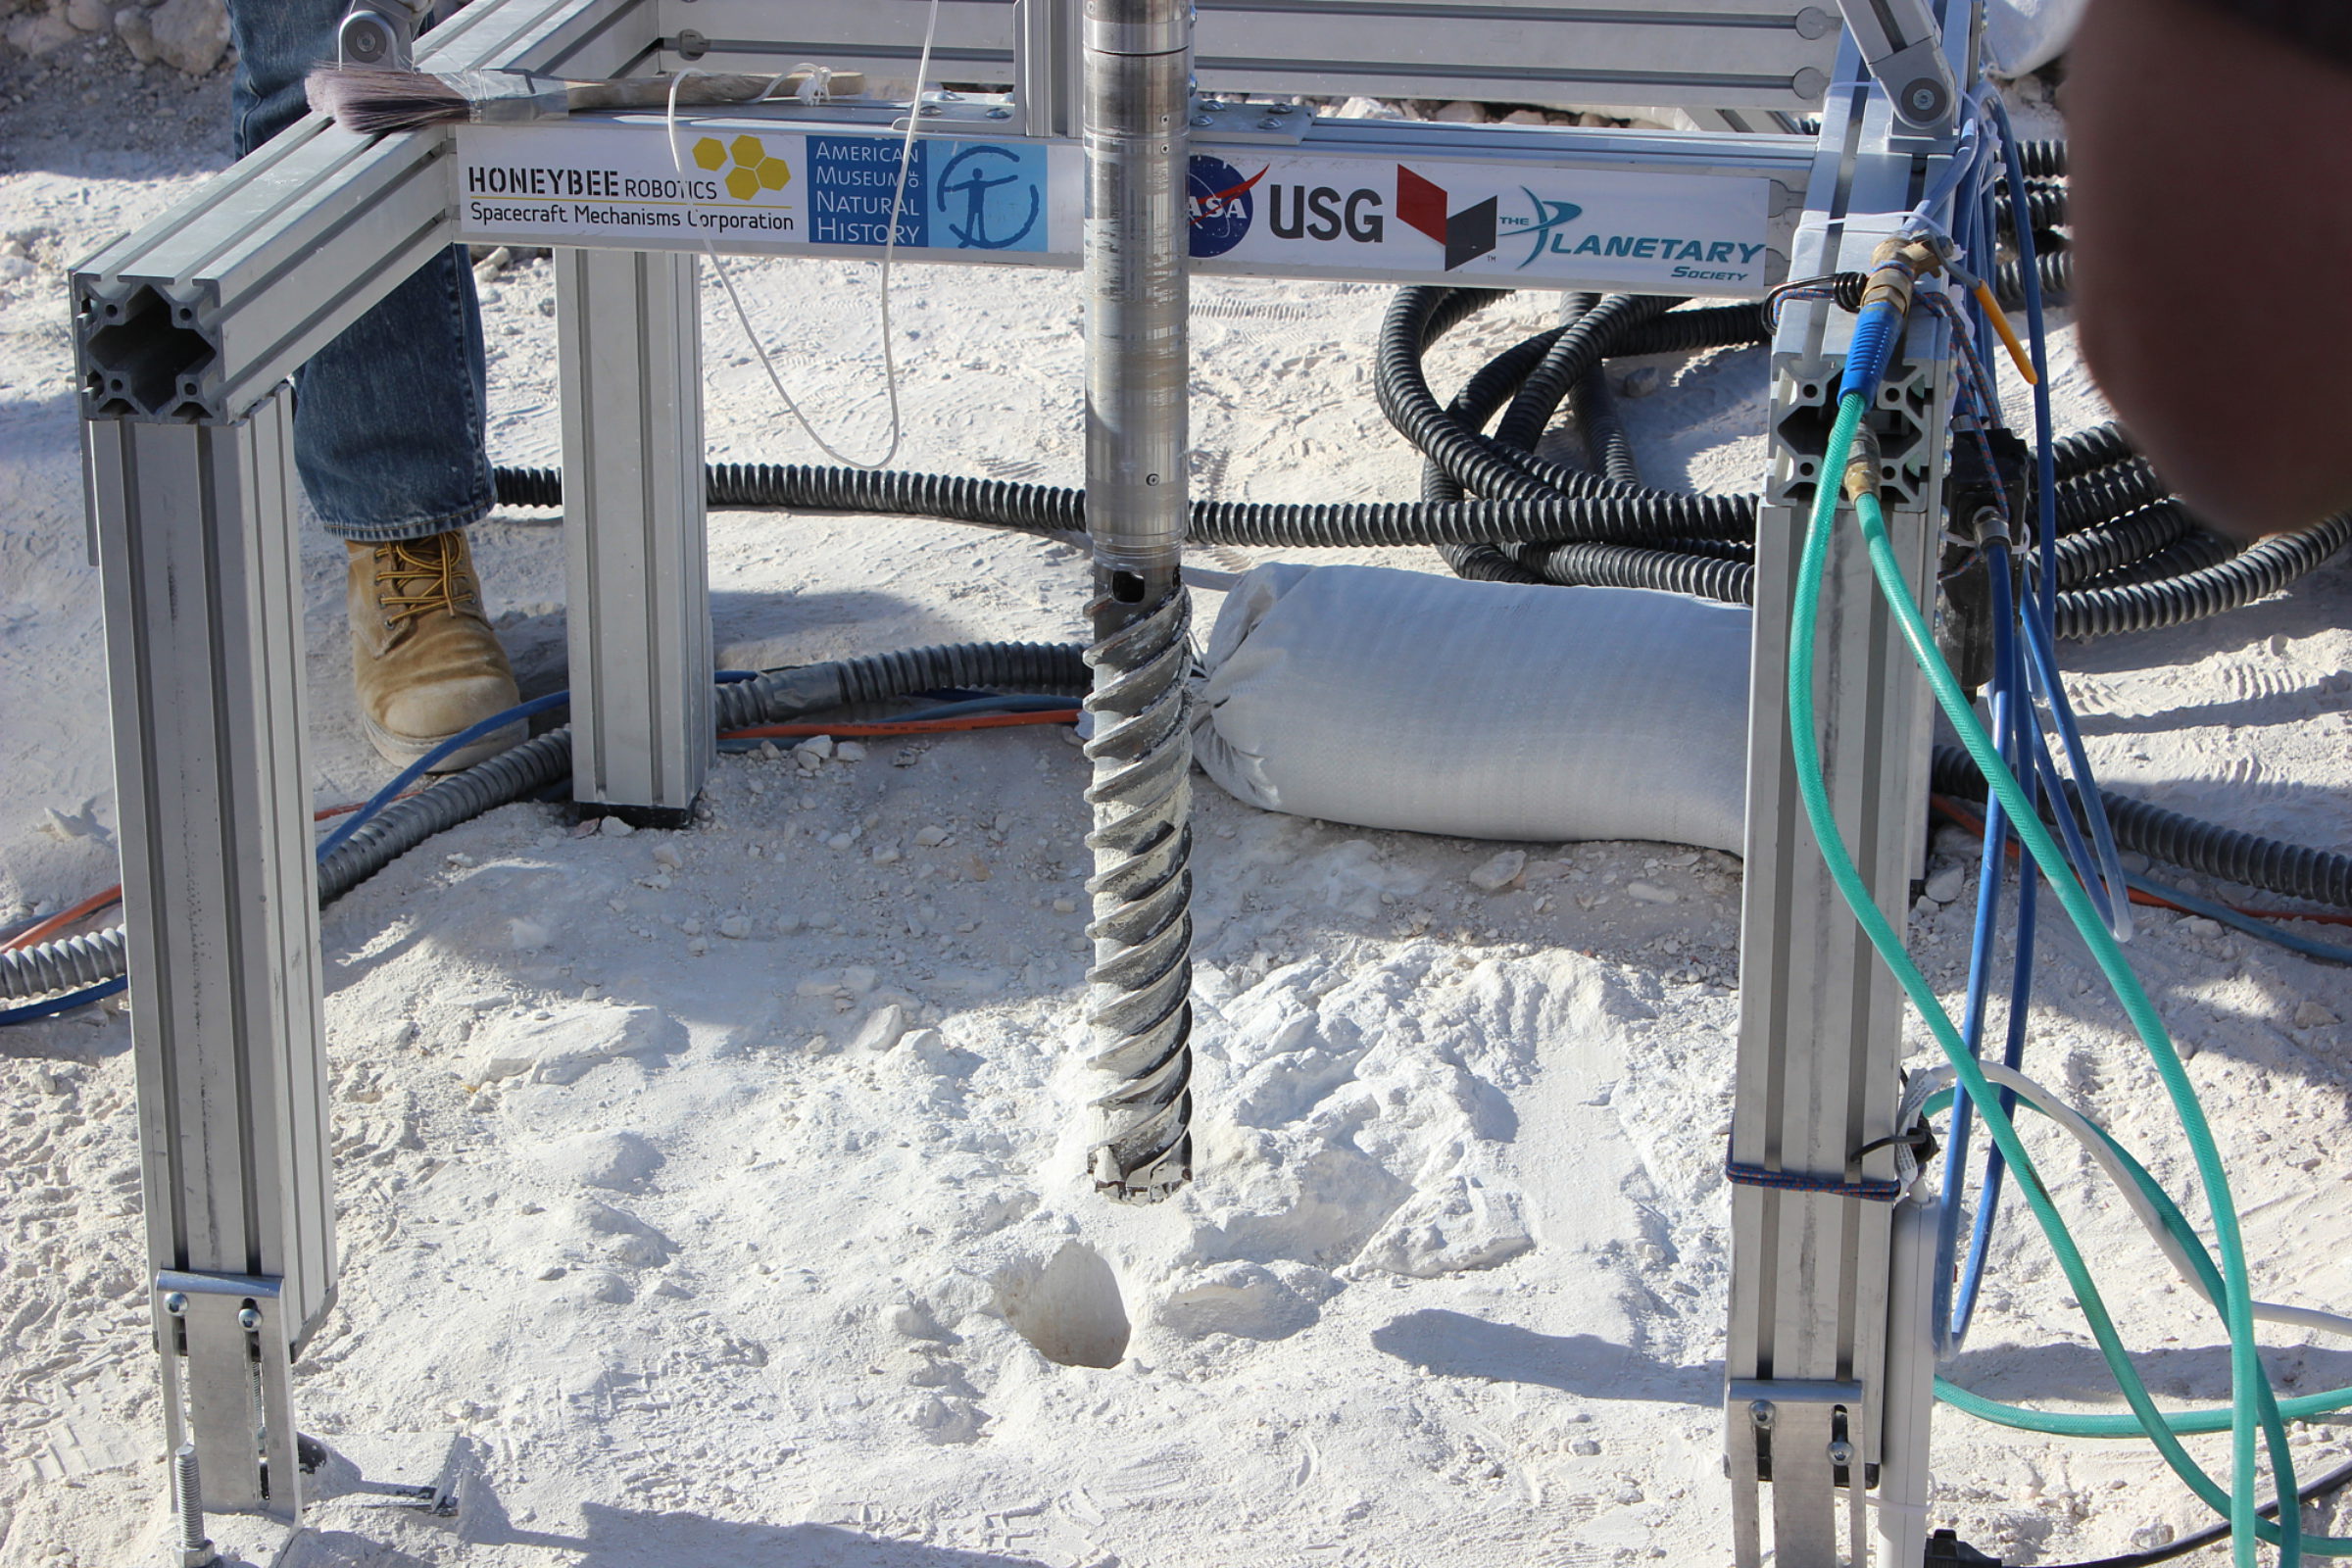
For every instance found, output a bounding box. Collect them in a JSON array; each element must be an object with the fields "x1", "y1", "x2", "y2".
[
  {"x1": 1844, "y1": 478, "x2": 2298, "y2": 1563},
  {"x1": 1788, "y1": 390, "x2": 2298, "y2": 1563},
  {"x1": 1916, "y1": 1089, "x2": 2352, "y2": 1459}
]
